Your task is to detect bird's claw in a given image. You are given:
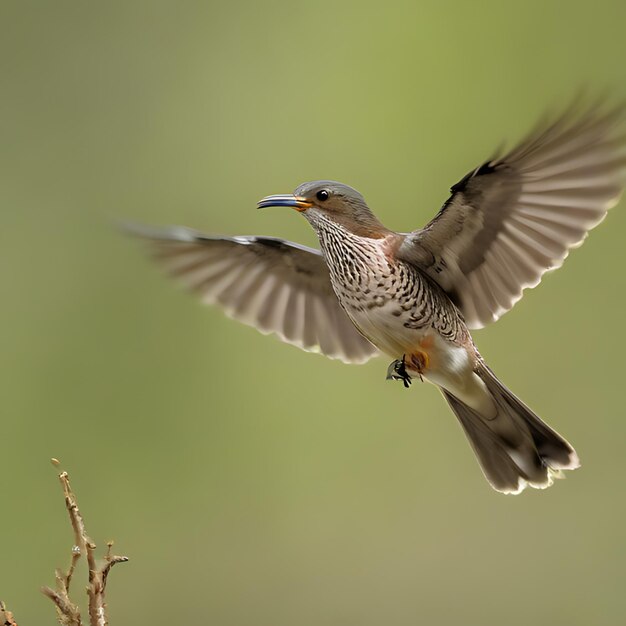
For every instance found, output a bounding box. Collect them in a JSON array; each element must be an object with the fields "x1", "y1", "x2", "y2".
[{"x1": 386, "y1": 355, "x2": 413, "y2": 388}]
